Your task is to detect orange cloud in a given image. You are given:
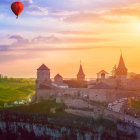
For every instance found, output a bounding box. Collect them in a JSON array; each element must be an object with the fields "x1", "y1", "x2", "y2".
[
  {"x1": 107, "y1": 4, "x2": 140, "y2": 18},
  {"x1": 63, "y1": 3, "x2": 140, "y2": 24}
]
